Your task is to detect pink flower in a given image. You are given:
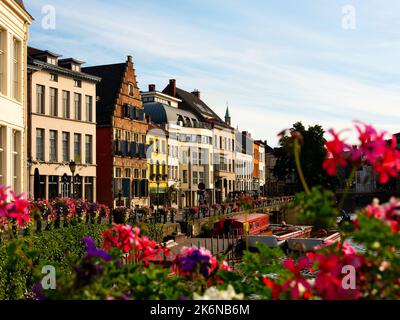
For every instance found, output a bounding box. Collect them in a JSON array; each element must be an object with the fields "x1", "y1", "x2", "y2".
[{"x1": 342, "y1": 242, "x2": 357, "y2": 256}]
